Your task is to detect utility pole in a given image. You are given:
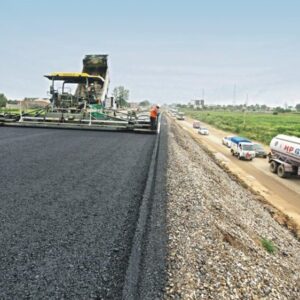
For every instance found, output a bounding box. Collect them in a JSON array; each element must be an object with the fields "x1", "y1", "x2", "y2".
[
  {"x1": 243, "y1": 93, "x2": 248, "y2": 128},
  {"x1": 233, "y1": 84, "x2": 236, "y2": 107}
]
